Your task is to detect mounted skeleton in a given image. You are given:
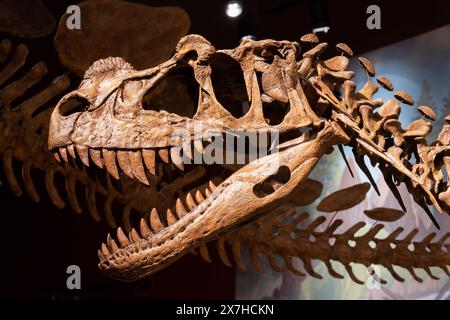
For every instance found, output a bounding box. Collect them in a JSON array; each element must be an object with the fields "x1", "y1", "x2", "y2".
[{"x1": 1, "y1": 33, "x2": 448, "y2": 284}]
